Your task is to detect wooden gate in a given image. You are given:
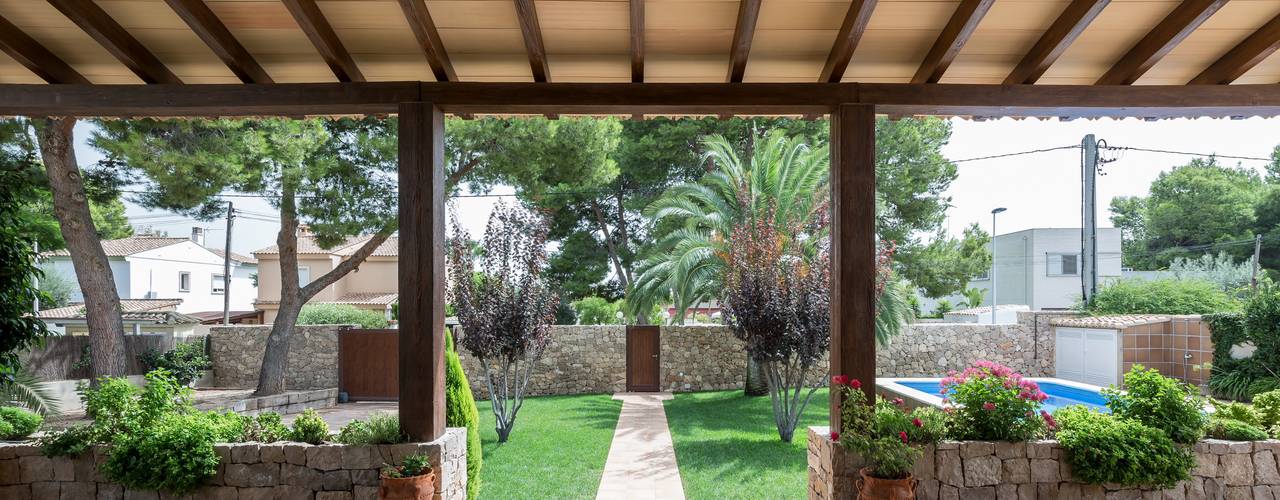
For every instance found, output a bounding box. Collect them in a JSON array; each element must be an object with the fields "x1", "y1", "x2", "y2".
[
  {"x1": 338, "y1": 329, "x2": 399, "y2": 400},
  {"x1": 626, "y1": 326, "x2": 661, "y2": 392}
]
